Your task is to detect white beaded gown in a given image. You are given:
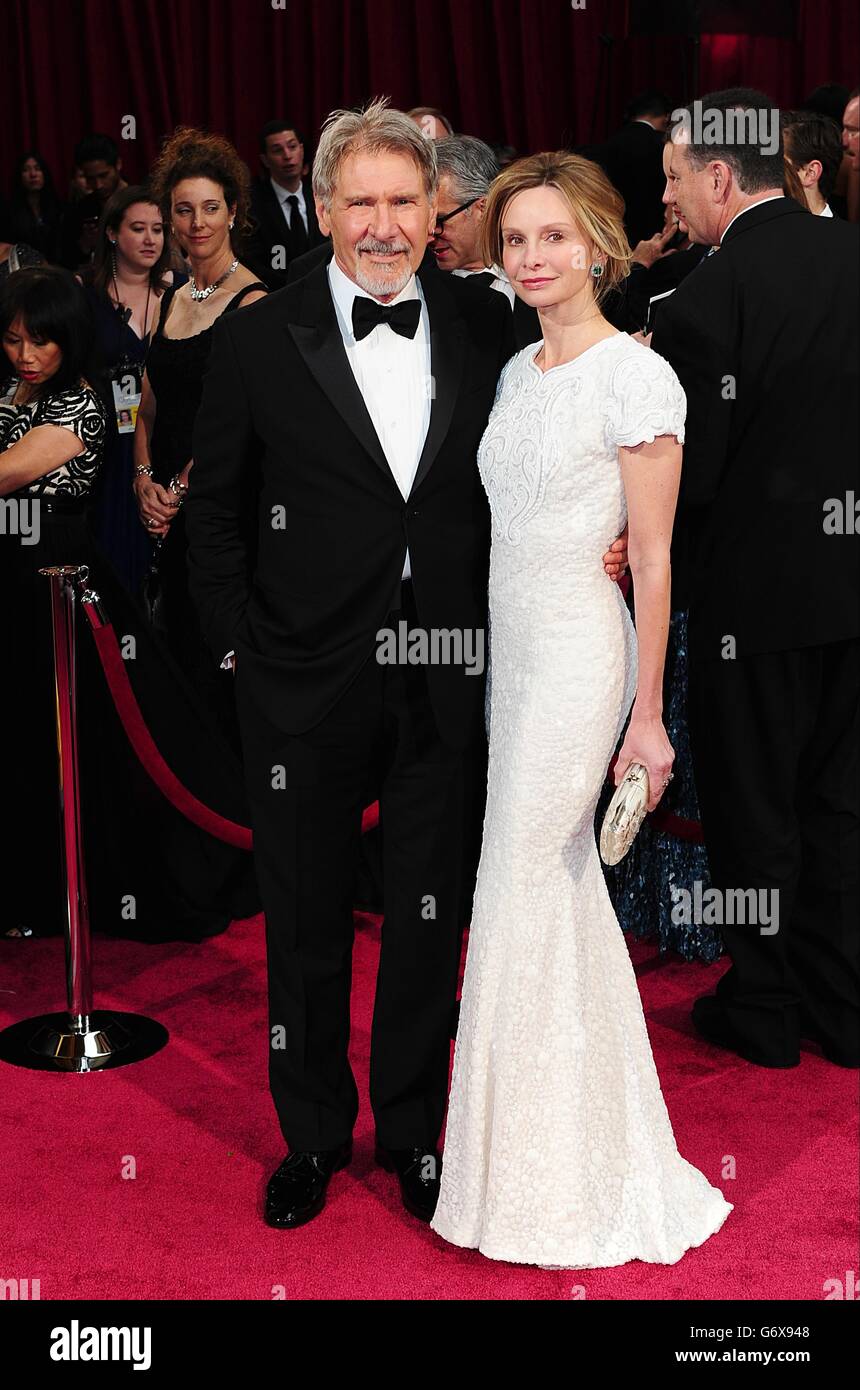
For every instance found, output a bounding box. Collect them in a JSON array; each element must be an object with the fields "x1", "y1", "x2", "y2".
[{"x1": 430, "y1": 332, "x2": 734, "y2": 1267}]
